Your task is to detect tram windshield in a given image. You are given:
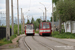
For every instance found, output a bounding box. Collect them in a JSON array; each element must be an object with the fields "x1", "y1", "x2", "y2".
[
  {"x1": 26, "y1": 25, "x2": 33, "y2": 29},
  {"x1": 43, "y1": 23, "x2": 50, "y2": 29}
]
